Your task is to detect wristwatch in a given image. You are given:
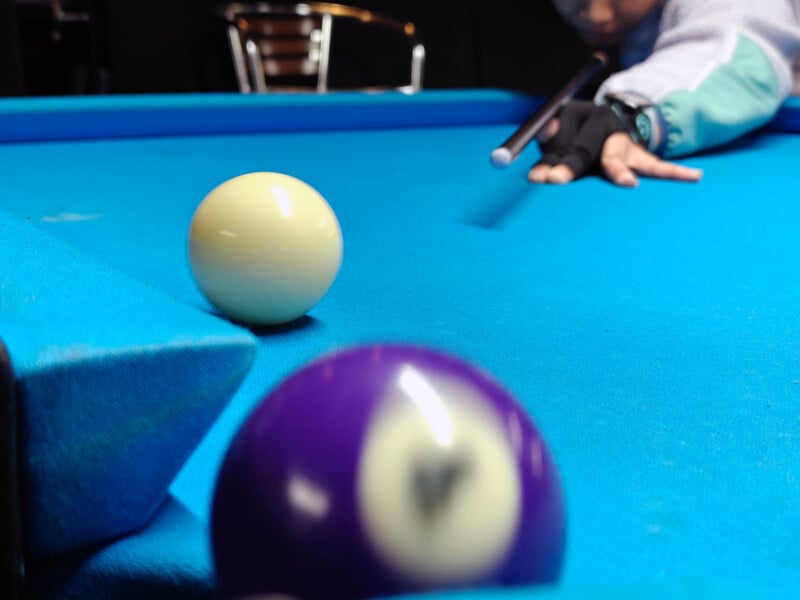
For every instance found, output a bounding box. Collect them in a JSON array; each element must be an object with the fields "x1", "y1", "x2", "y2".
[{"x1": 602, "y1": 92, "x2": 667, "y2": 155}]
